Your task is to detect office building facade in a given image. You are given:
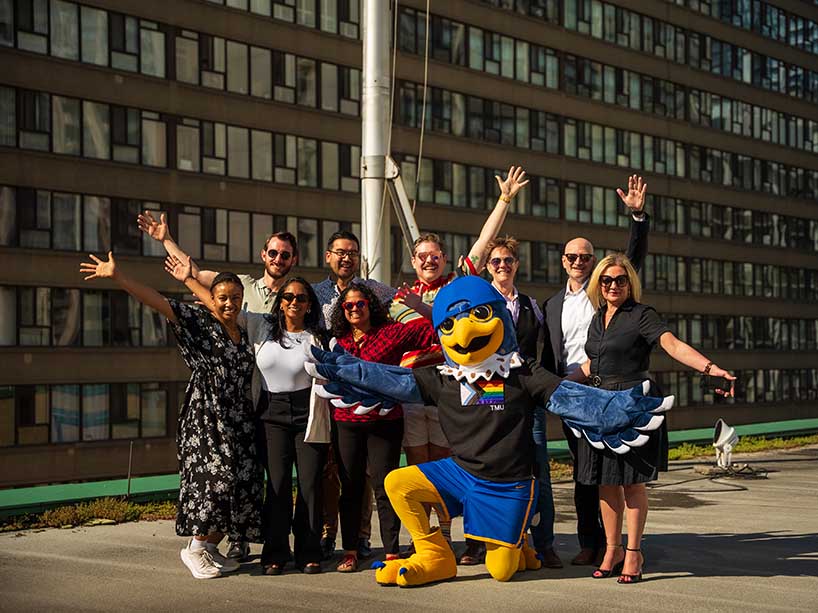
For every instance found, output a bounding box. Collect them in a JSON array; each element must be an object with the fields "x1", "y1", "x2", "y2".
[{"x1": 1, "y1": 0, "x2": 817, "y2": 487}]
